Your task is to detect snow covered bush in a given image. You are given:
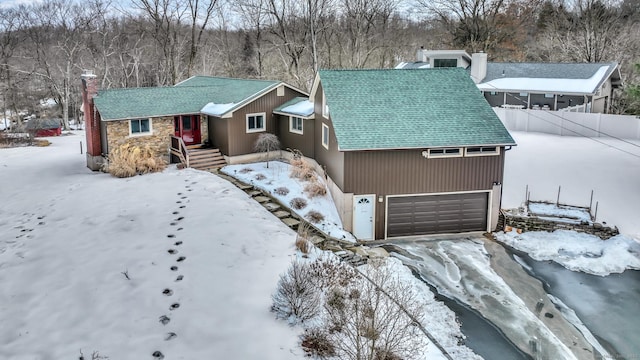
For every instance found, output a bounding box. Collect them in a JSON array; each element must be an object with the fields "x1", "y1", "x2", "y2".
[
  {"x1": 304, "y1": 182, "x2": 327, "y2": 198},
  {"x1": 271, "y1": 260, "x2": 321, "y2": 324},
  {"x1": 321, "y1": 260, "x2": 427, "y2": 360},
  {"x1": 107, "y1": 143, "x2": 166, "y2": 178},
  {"x1": 238, "y1": 167, "x2": 253, "y2": 173},
  {"x1": 301, "y1": 328, "x2": 336, "y2": 357},
  {"x1": 290, "y1": 197, "x2": 308, "y2": 210},
  {"x1": 254, "y1": 173, "x2": 266, "y2": 181},
  {"x1": 305, "y1": 210, "x2": 325, "y2": 224},
  {"x1": 273, "y1": 186, "x2": 290, "y2": 196}
]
